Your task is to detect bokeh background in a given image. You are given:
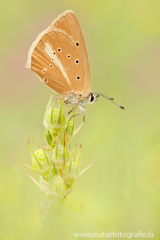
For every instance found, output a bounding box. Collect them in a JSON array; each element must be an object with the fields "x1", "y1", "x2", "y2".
[{"x1": 1, "y1": 0, "x2": 160, "y2": 239}]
